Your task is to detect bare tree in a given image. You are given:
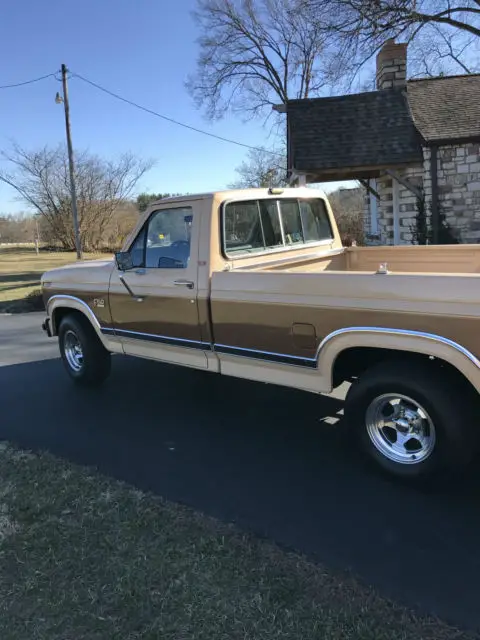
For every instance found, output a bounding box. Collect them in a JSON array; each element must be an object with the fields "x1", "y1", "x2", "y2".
[
  {"x1": 305, "y1": 0, "x2": 480, "y2": 81},
  {"x1": 190, "y1": 0, "x2": 479, "y2": 124},
  {"x1": 0, "y1": 213, "x2": 36, "y2": 244},
  {"x1": 136, "y1": 193, "x2": 179, "y2": 212},
  {"x1": 408, "y1": 24, "x2": 478, "y2": 76},
  {"x1": 188, "y1": 0, "x2": 340, "y2": 120},
  {"x1": 328, "y1": 186, "x2": 365, "y2": 245},
  {"x1": 0, "y1": 144, "x2": 154, "y2": 251},
  {"x1": 325, "y1": 0, "x2": 480, "y2": 42},
  {"x1": 229, "y1": 147, "x2": 287, "y2": 188}
]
